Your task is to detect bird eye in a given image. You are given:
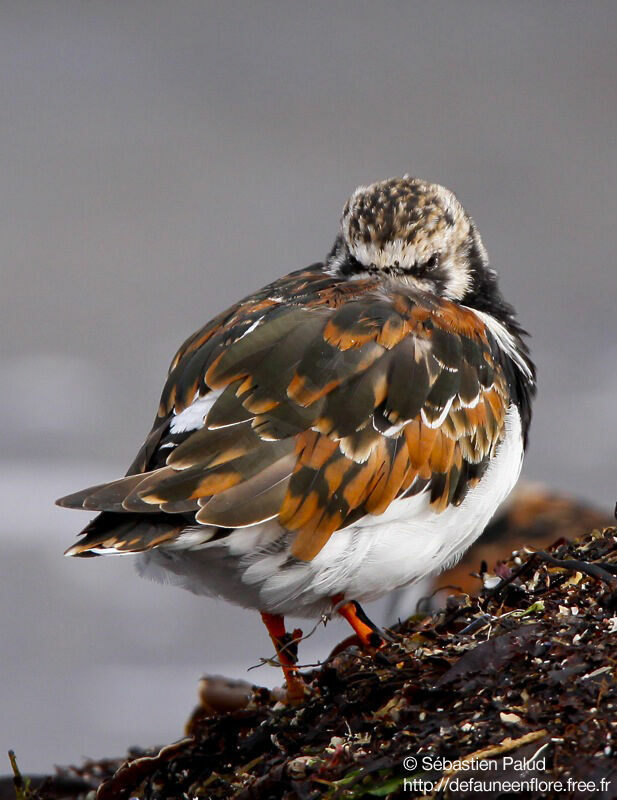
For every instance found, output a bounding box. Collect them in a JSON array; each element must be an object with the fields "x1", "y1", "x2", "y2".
[{"x1": 425, "y1": 254, "x2": 439, "y2": 270}]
